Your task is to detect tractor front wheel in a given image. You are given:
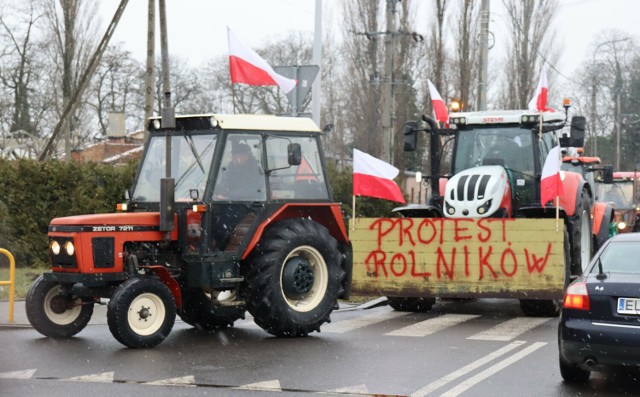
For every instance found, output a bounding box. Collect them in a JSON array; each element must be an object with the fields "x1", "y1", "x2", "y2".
[
  {"x1": 26, "y1": 275, "x2": 94, "y2": 338},
  {"x1": 107, "y1": 277, "x2": 176, "y2": 348},
  {"x1": 244, "y1": 219, "x2": 343, "y2": 337}
]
